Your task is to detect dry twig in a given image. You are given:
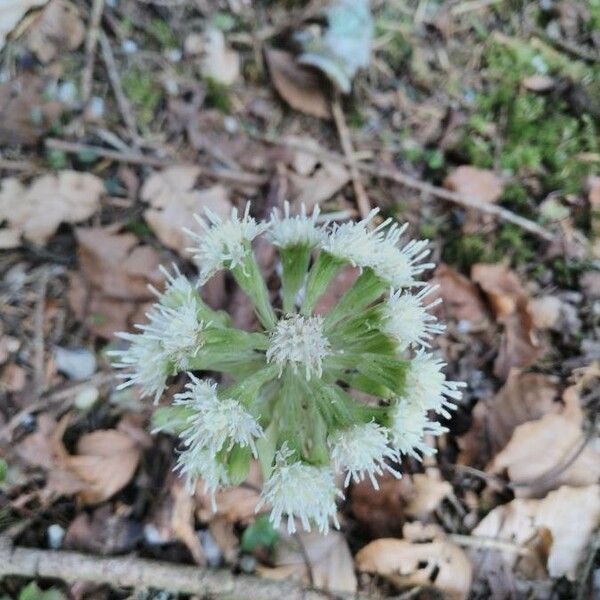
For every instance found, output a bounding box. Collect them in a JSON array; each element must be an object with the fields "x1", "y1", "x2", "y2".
[
  {"x1": 81, "y1": 0, "x2": 105, "y2": 103},
  {"x1": 0, "y1": 537, "x2": 365, "y2": 600},
  {"x1": 332, "y1": 97, "x2": 371, "y2": 221},
  {"x1": 260, "y1": 135, "x2": 555, "y2": 241}
]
